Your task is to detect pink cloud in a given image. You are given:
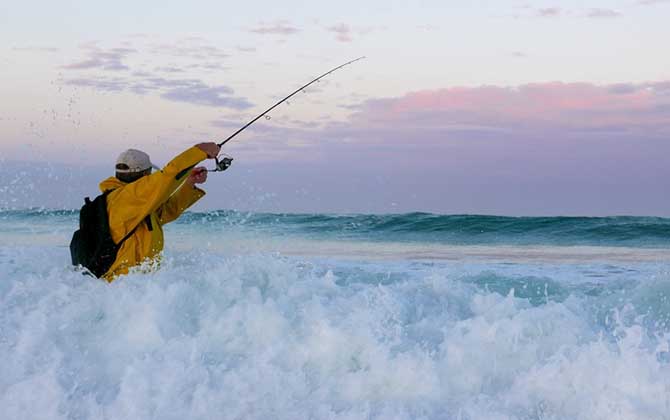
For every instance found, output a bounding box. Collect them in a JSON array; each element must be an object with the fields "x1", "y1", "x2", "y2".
[
  {"x1": 327, "y1": 24, "x2": 353, "y2": 42},
  {"x1": 344, "y1": 82, "x2": 669, "y2": 134},
  {"x1": 211, "y1": 82, "x2": 669, "y2": 161}
]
